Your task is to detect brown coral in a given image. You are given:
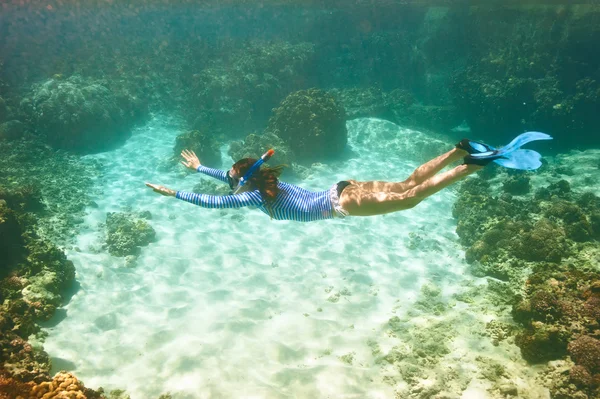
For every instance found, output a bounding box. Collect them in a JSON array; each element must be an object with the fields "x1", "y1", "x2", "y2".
[
  {"x1": 568, "y1": 335, "x2": 600, "y2": 373},
  {"x1": 569, "y1": 365, "x2": 593, "y2": 388},
  {"x1": 30, "y1": 372, "x2": 87, "y2": 399},
  {"x1": 0, "y1": 369, "x2": 33, "y2": 399}
]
